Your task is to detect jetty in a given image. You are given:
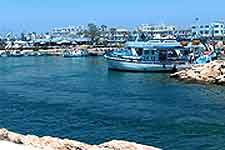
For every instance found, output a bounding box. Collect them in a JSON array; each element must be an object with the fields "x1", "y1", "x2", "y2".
[{"x1": 0, "y1": 129, "x2": 161, "y2": 150}]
